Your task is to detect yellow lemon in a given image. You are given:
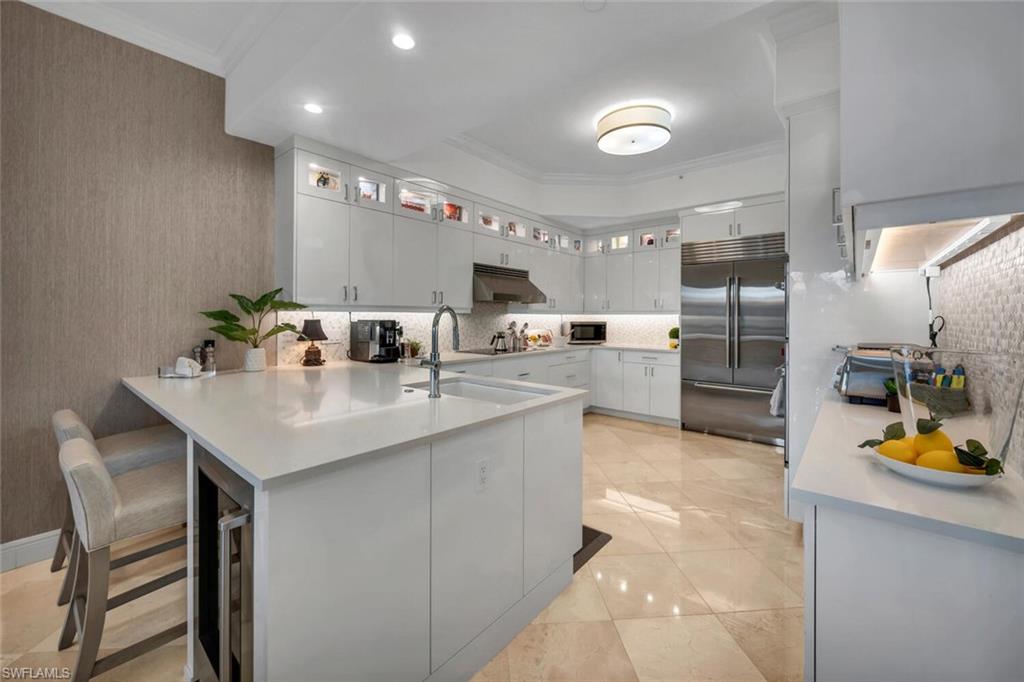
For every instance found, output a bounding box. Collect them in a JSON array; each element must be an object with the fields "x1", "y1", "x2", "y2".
[
  {"x1": 901, "y1": 436, "x2": 916, "y2": 449},
  {"x1": 963, "y1": 467, "x2": 985, "y2": 475},
  {"x1": 876, "y1": 439, "x2": 916, "y2": 464},
  {"x1": 916, "y1": 449, "x2": 966, "y2": 473},
  {"x1": 914, "y1": 429, "x2": 953, "y2": 456}
]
